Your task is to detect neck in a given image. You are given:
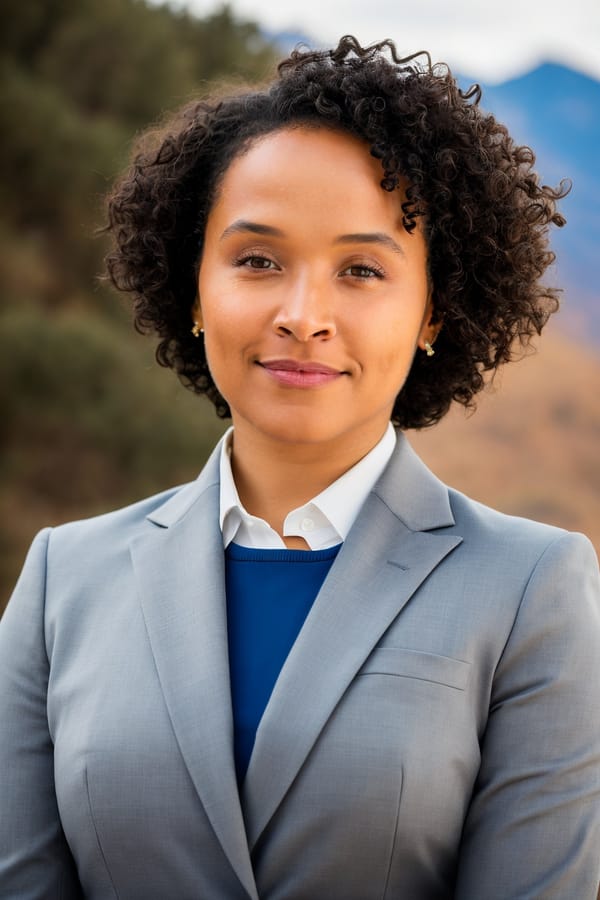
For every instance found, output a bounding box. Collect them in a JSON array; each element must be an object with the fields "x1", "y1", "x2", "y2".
[{"x1": 229, "y1": 422, "x2": 389, "y2": 537}]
